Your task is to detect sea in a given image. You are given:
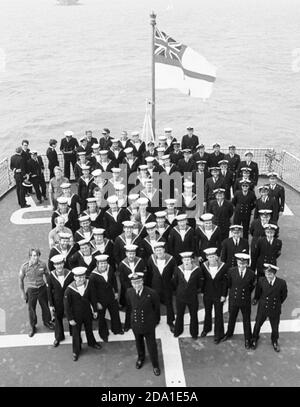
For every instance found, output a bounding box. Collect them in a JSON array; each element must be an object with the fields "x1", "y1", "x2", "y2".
[{"x1": 0, "y1": 0, "x2": 300, "y2": 160}]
